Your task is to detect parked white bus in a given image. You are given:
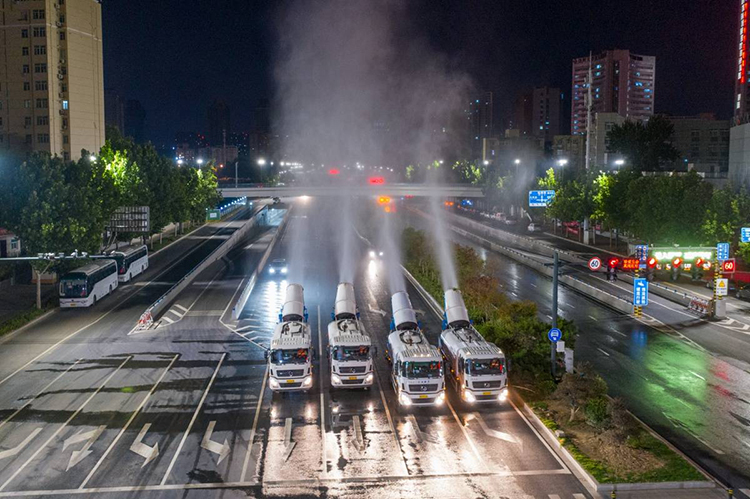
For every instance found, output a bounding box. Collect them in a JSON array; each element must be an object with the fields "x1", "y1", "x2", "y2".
[
  {"x1": 109, "y1": 245, "x2": 149, "y2": 282},
  {"x1": 59, "y1": 259, "x2": 118, "y2": 308}
]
